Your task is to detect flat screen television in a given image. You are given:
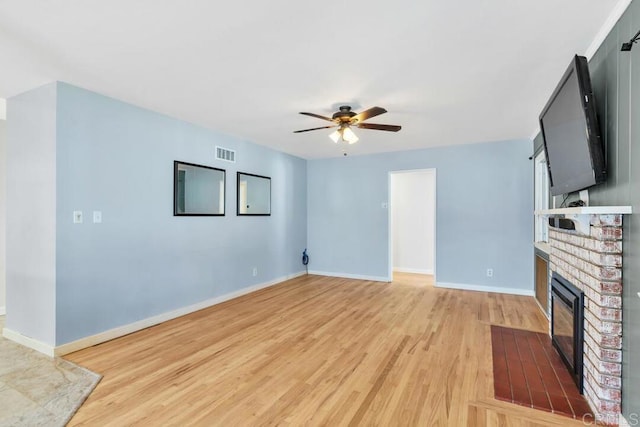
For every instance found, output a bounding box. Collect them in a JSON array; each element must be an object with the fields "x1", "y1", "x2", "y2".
[{"x1": 540, "y1": 55, "x2": 606, "y2": 197}]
